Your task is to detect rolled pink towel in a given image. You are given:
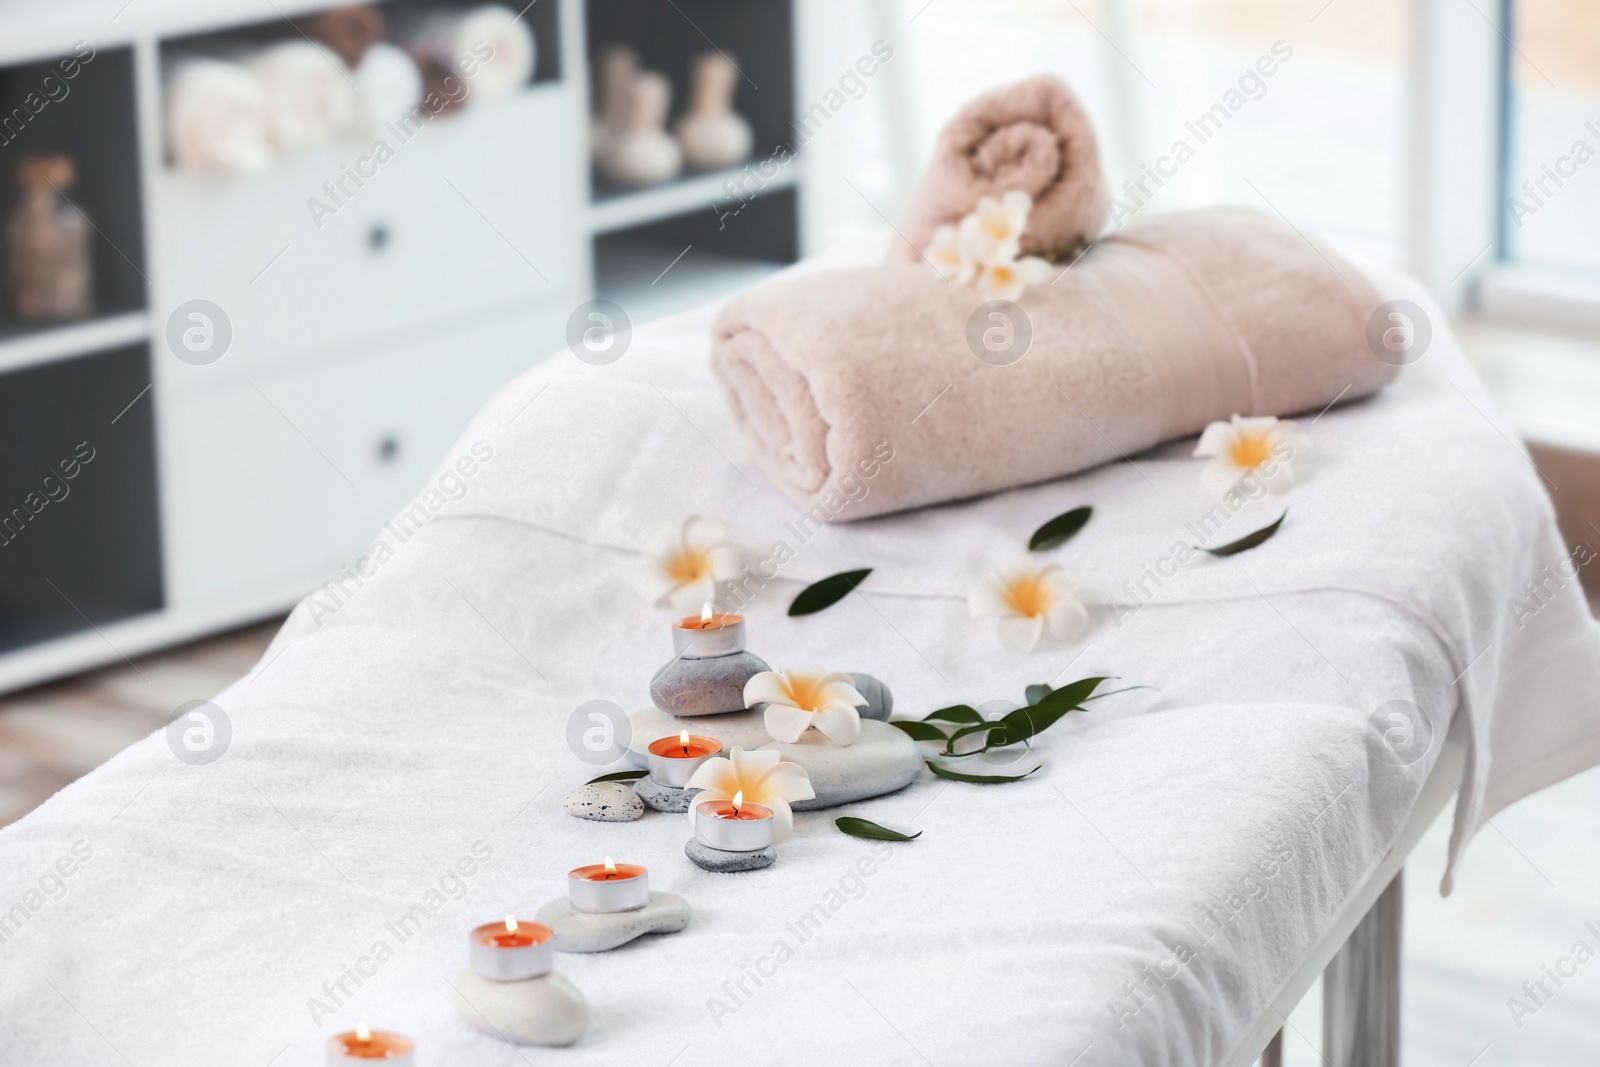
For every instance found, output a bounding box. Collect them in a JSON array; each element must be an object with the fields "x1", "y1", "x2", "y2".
[
  {"x1": 888, "y1": 74, "x2": 1107, "y2": 264},
  {"x1": 713, "y1": 207, "x2": 1396, "y2": 521}
]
